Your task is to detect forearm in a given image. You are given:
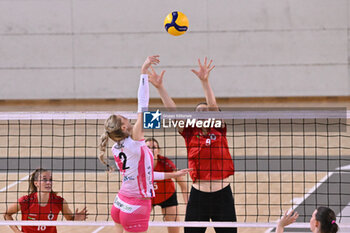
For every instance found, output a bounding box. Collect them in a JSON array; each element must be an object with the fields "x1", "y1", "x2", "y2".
[
  {"x1": 4, "y1": 214, "x2": 21, "y2": 233},
  {"x1": 132, "y1": 74, "x2": 149, "y2": 140},
  {"x1": 154, "y1": 171, "x2": 180, "y2": 180},
  {"x1": 156, "y1": 86, "x2": 176, "y2": 109},
  {"x1": 164, "y1": 172, "x2": 178, "y2": 179},
  {"x1": 201, "y1": 80, "x2": 218, "y2": 109},
  {"x1": 176, "y1": 176, "x2": 188, "y2": 203},
  {"x1": 137, "y1": 74, "x2": 149, "y2": 113},
  {"x1": 8, "y1": 225, "x2": 21, "y2": 233},
  {"x1": 182, "y1": 191, "x2": 188, "y2": 204},
  {"x1": 275, "y1": 225, "x2": 284, "y2": 233},
  {"x1": 179, "y1": 183, "x2": 189, "y2": 204}
]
